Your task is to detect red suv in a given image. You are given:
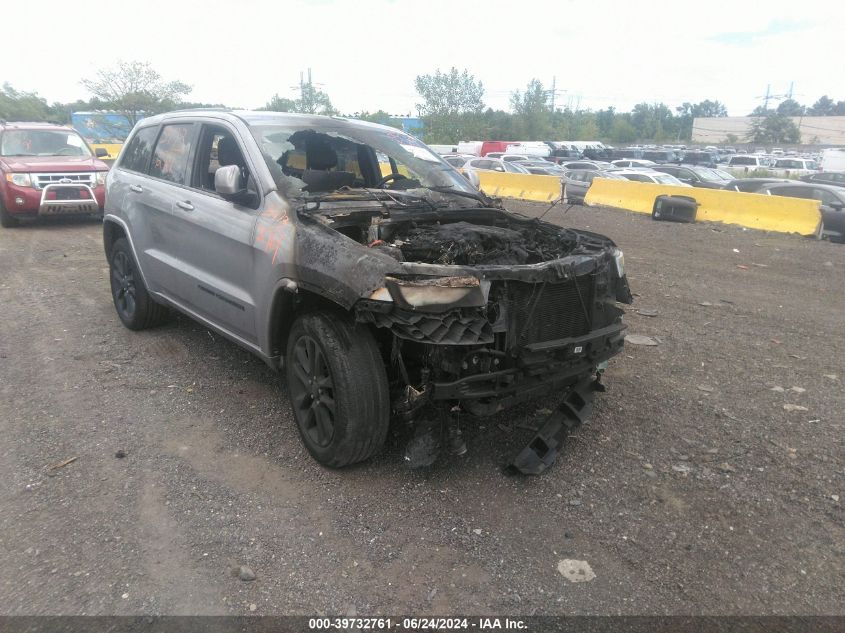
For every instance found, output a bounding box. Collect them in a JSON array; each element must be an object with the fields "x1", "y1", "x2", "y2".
[{"x1": 0, "y1": 121, "x2": 109, "y2": 227}]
